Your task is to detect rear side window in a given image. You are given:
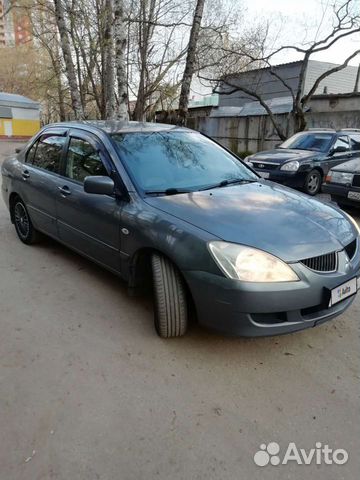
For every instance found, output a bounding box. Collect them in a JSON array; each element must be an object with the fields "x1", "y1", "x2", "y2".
[
  {"x1": 32, "y1": 135, "x2": 66, "y2": 173},
  {"x1": 65, "y1": 138, "x2": 108, "y2": 183},
  {"x1": 349, "y1": 134, "x2": 360, "y2": 151}
]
